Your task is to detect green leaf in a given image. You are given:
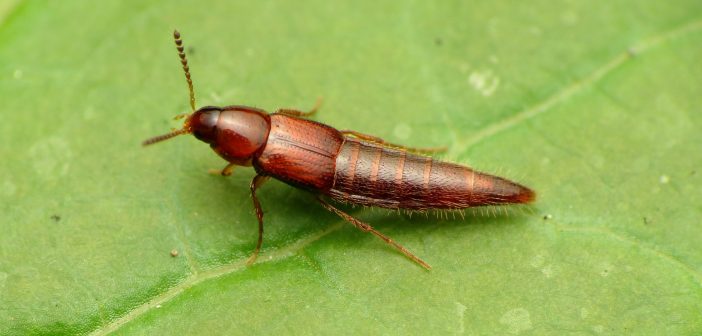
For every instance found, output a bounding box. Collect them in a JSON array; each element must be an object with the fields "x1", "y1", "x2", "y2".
[{"x1": 1, "y1": 1, "x2": 701, "y2": 335}]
